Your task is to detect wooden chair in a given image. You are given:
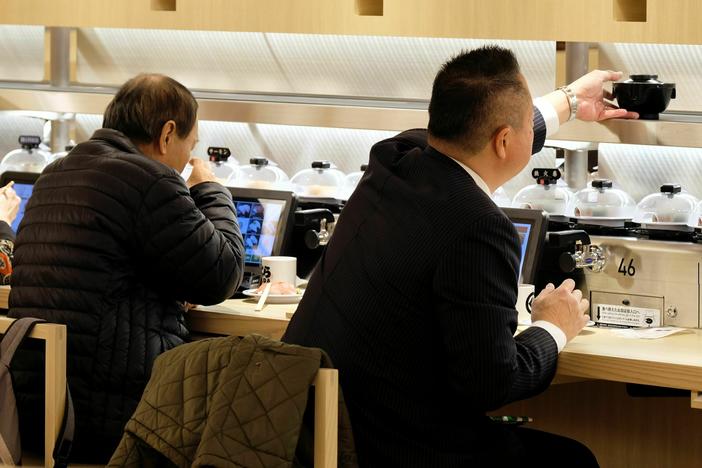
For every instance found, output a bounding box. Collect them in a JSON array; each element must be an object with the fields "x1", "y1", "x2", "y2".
[
  {"x1": 313, "y1": 368, "x2": 339, "y2": 468},
  {"x1": 0, "y1": 317, "x2": 67, "y2": 468}
]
